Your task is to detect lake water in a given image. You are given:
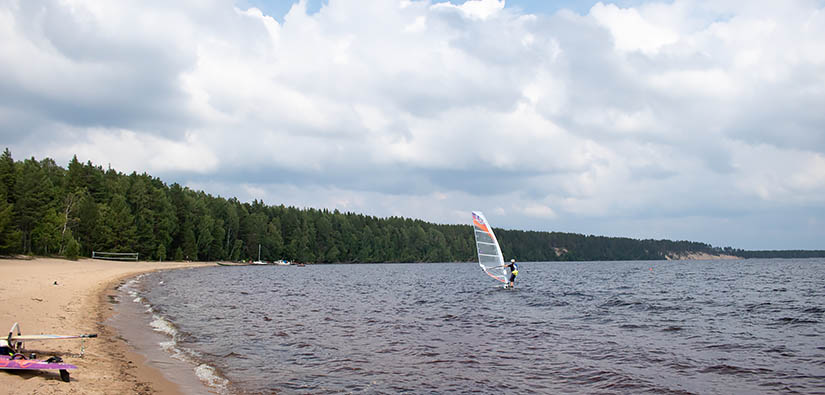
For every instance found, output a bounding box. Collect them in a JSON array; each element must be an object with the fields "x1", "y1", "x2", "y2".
[{"x1": 114, "y1": 259, "x2": 825, "y2": 394}]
